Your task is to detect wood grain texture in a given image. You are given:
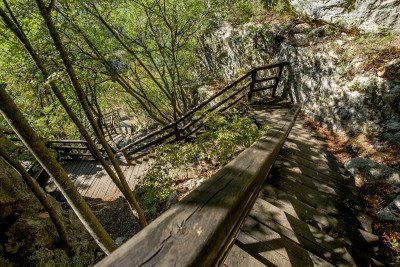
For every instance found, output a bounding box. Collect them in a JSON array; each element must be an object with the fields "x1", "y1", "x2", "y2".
[{"x1": 96, "y1": 105, "x2": 300, "y2": 267}]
